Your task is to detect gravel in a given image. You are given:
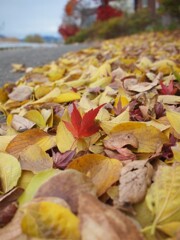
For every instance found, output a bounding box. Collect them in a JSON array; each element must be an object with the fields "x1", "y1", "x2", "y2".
[{"x1": 0, "y1": 43, "x2": 91, "y2": 86}]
